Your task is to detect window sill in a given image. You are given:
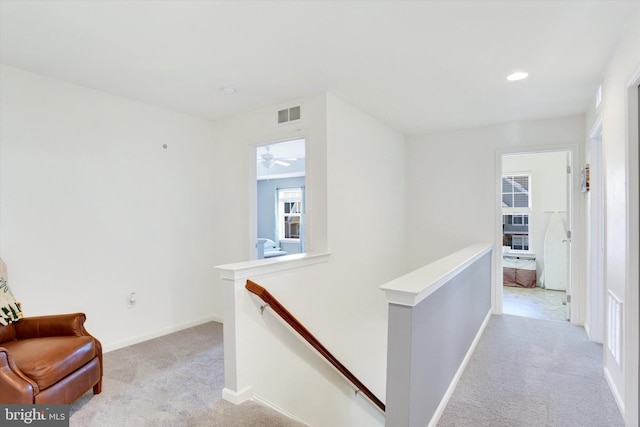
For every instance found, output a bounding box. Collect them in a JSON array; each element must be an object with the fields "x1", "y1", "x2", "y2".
[{"x1": 215, "y1": 252, "x2": 331, "y2": 281}]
